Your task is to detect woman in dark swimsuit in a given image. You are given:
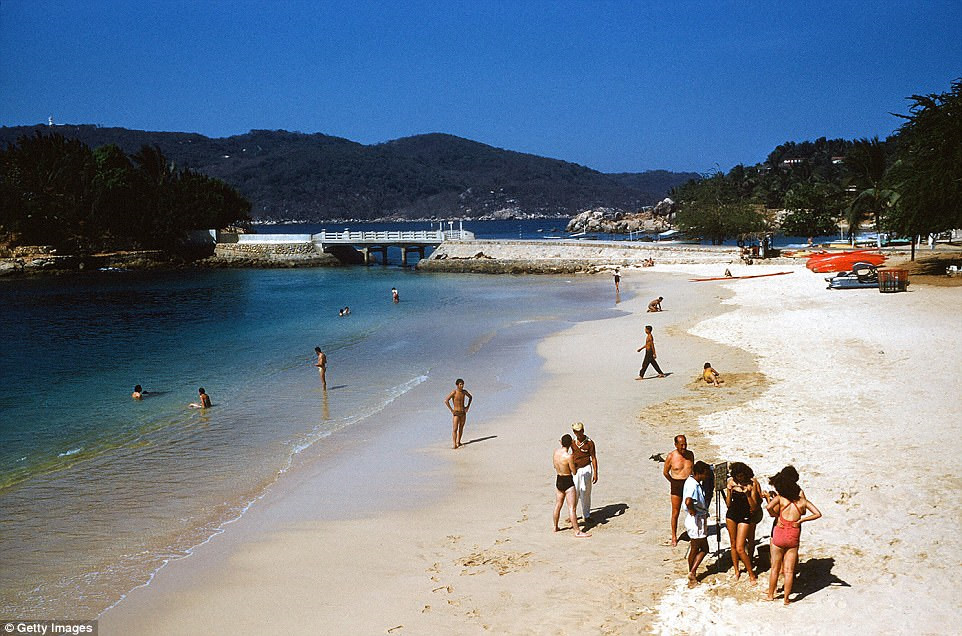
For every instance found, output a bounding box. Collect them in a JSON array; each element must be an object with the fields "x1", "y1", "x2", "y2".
[
  {"x1": 725, "y1": 462, "x2": 760, "y2": 582},
  {"x1": 765, "y1": 469, "x2": 821, "y2": 604}
]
